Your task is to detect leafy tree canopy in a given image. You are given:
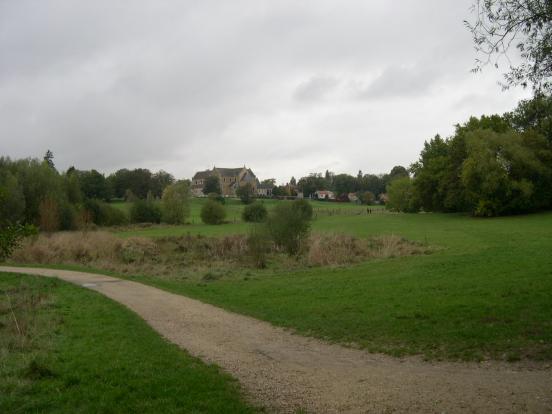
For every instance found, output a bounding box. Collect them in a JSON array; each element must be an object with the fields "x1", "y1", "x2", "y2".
[
  {"x1": 203, "y1": 175, "x2": 221, "y2": 195},
  {"x1": 467, "y1": 0, "x2": 552, "y2": 92}
]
